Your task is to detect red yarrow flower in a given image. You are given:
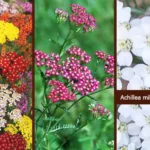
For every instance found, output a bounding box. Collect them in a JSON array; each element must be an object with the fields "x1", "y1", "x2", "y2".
[{"x1": 0, "y1": 132, "x2": 26, "y2": 150}]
